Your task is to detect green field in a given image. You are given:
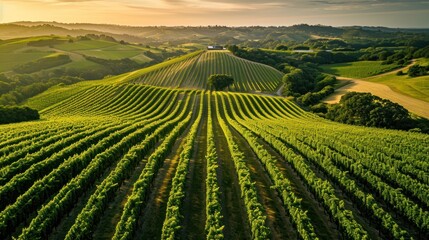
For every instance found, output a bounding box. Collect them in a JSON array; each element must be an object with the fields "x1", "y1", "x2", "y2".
[
  {"x1": 0, "y1": 36, "x2": 156, "y2": 73},
  {"x1": 54, "y1": 39, "x2": 117, "y2": 51},
  {"x1": 364, "y1": 68, "x2": 429, "y2": 102},
  {"x1": 128, "y1": 50, "x2": 283, "y2": 92},
  {"x1": 2, "y1": 33, "x2": 429, "y2": 240},
  {"x1": 321, "y1": 61, "x2": 400, "y2": 78},
  {"x1": 1, "y1": 80, "x2": 428, "y2": 240},
  {"x1": 0, "y1": 52, "x2": 52, "y2": 72}
]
